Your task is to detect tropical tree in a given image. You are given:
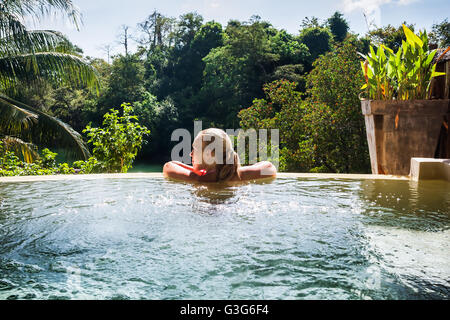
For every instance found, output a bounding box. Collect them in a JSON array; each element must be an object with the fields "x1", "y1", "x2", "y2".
[
  {"x1": 327, "y1": 11, "x2": 349, "y2": 42},
  {"x1": 0, "y1": 0, "x2": 99, "y2": 161},
  {"x1": 367, "y1": 23, "x2": 415, "y2": 52},
  {"x1": 298, "y1": 26, "x2": 332, "y2": 66},
  {"x1": 430, "y1": 18, "x2": 450, "y2": 48},
  {"x1": 136, "y1": 10, "x2": 176, "y2": 50}
]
